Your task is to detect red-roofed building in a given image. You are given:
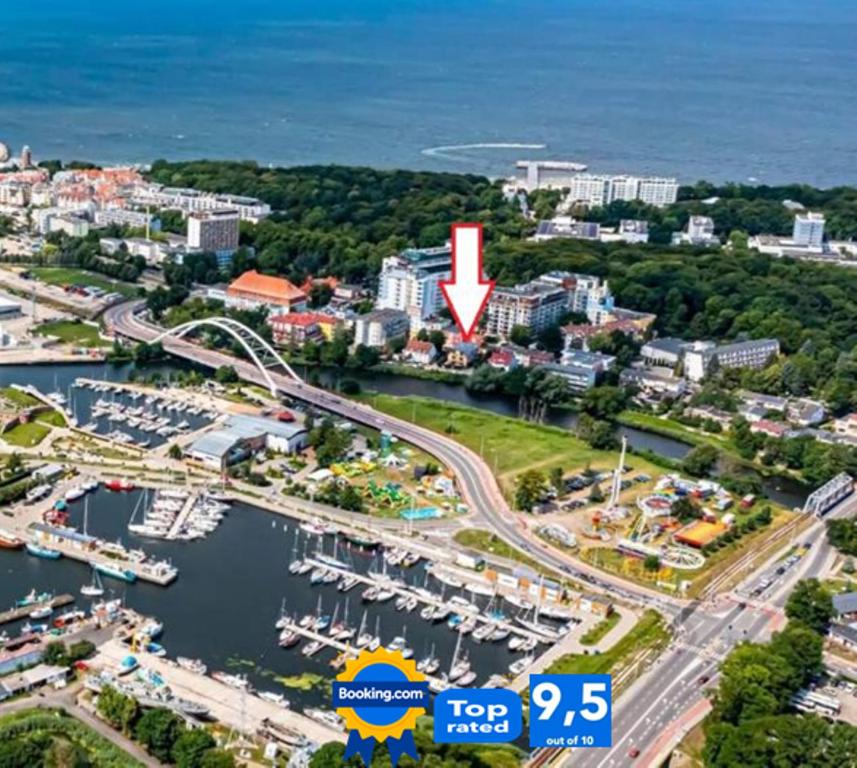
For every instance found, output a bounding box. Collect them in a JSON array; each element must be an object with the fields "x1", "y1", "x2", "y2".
[
  {"x1": 750, "y1": 420, "x2": 788, "y2": 439},
  {"x1": 268, "y1": 312, "x2": 340, "y2": 345},
  {"x1": 403, "y1": 338, "x2": 437, "y2": 366},
  {"x1": 300, "y1": 275, "x2": 340, "y2": 295},
  {"x1": 226, "y1": 270, "x2": 307, "y2": 314},
  {"x1": 488, "y1": 348, "x2": 517, "y2": 371}
]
